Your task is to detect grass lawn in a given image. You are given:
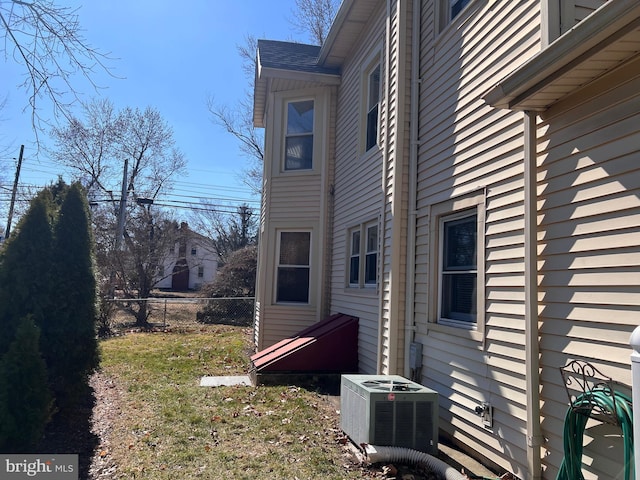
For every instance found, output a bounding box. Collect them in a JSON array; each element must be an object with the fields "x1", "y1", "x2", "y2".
[{"x1": 97, "y1": 325, "x2": 371, "y2": 479}]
